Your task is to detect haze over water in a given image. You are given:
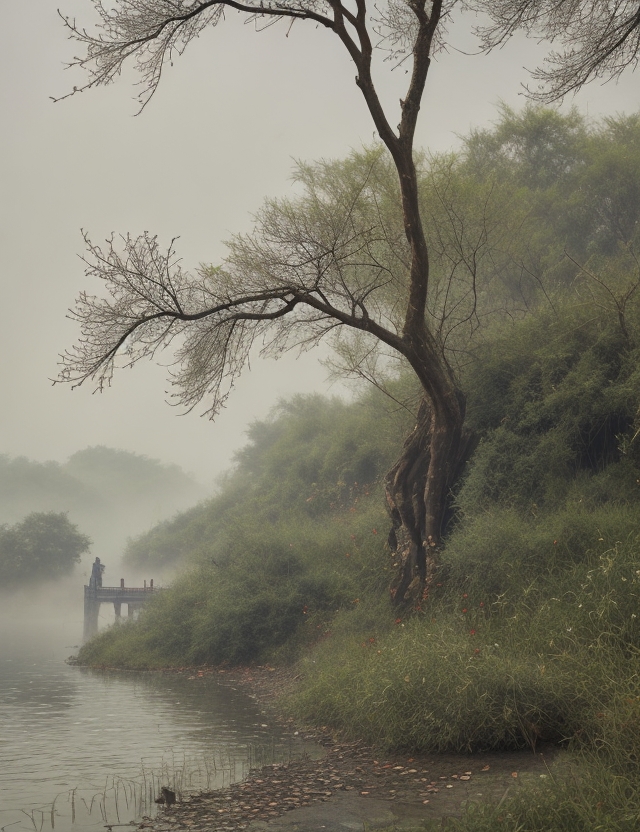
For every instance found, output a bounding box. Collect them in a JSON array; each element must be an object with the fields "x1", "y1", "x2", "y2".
[{"x1": 0, "y1": 577, "x2": 317, "y2": 832}]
